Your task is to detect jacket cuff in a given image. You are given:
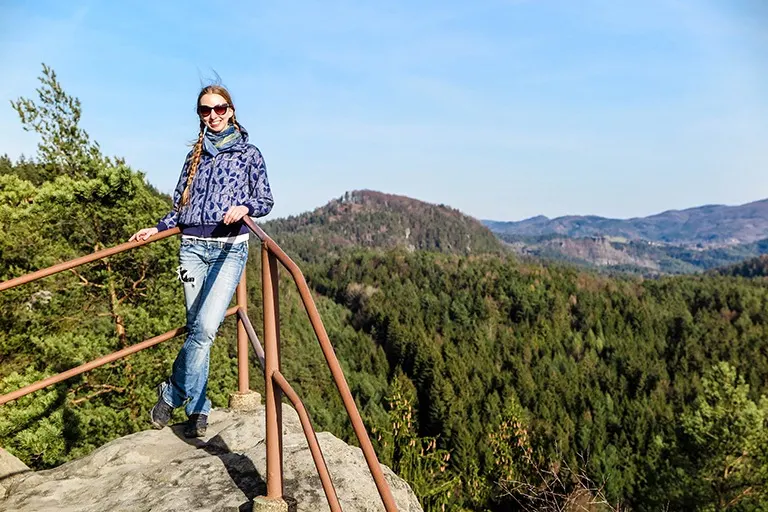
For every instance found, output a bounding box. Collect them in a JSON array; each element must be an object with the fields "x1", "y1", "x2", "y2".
[{"x1": 156, "y1": 221, "x2": 169, "y2": 232}]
